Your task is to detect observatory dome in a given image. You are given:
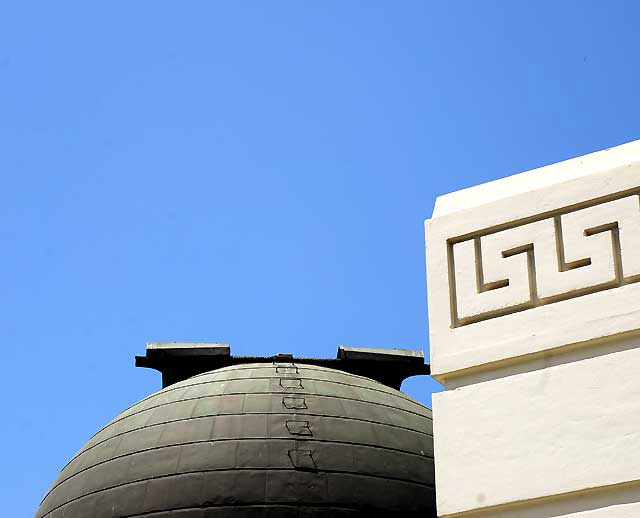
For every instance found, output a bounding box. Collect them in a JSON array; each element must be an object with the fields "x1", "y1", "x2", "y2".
[{"x1": 37, "y1": 361, "x2": 435, "y2": 517}]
